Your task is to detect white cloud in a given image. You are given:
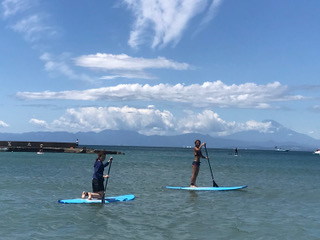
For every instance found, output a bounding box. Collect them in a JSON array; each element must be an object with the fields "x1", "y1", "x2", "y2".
[
  {"x1": 28, "y1": 106, "x2": 273, "y2": 136},
  {"x1": 243, "y1": 120, "x2": 271, "y2": 132},
  {"x1": 2, "y1": 0, "x2": 59, "y2": 47},
  {"x1": 29, "y1": 118, "x2": 48, "y2": 128},
  {"x1": 177, "y1": 109, "x2": 232, "y2": 134},
  {"x1": 74, "y1": 53, "x2": 191, "y2": 71},
  {"x1": 177, "y1": 110, "x2": 272, "y2": 136},
  {"x1": 40, "y1": 52, "x2": 95, "y2": 83},
  {"x1": 123, "y1": 0, "x2": 222, "y2": 48},
  {"x1": 74, "y1": 53, "x2": 190, "y2": 80},
  {"x1": 42, "y1": 106, "x2": 176, "y2": 135},
  {"x1": 1, "y1": 0, "x2": 32, "y2": 18},
  {"x1": 10, "y1": 14, "x2": 58, "y2": 42},
  {"x1": 0, "y1": 120, "x2": 9, "y2": 127},
  {"x1": 16, "y1": 81, "x2": 304, "y2": 109},
  {"x1": 199, "y1": 0, "x2": 223, "y2": 27}
]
